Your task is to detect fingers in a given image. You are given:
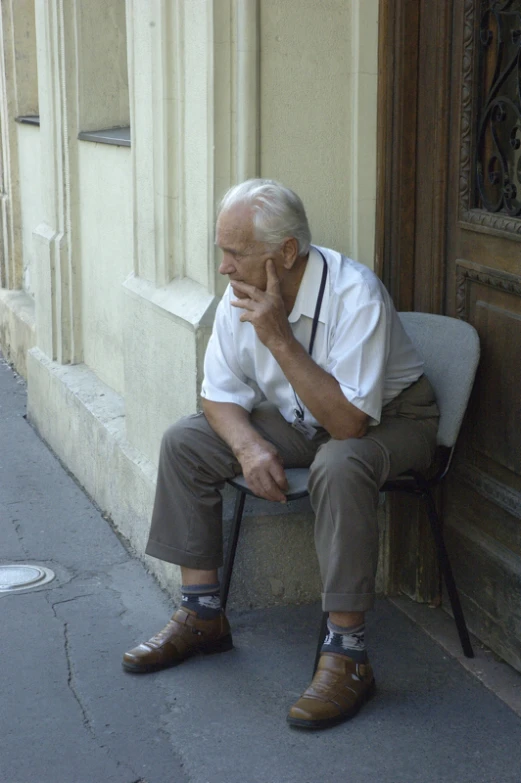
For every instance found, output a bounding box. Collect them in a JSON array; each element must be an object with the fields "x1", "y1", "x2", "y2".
[
  {"x1": 231, "y1": 281, "x2": 261, "y2": 300},
  {"x1": 256, "y1": 464, "x2": 288, "y2": 503},
  {"x1": 269, "y1": 460, "x2": 289, "y2": 492},
  {"x1": 265, "y1": 259, "x2": 281, "y2": 293},
  {"x1": 244, "y1": 461, "x2": 288, "y2": 503},
  {"x1": 258, "y1": 475, "x2": 287, "y2": 503},
  {"x1": 230, "y1": 298, "x2": 254, "y2": 323},
  {"x1": 230, "y1": 298, "x2": 255, "y2": 311}
]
